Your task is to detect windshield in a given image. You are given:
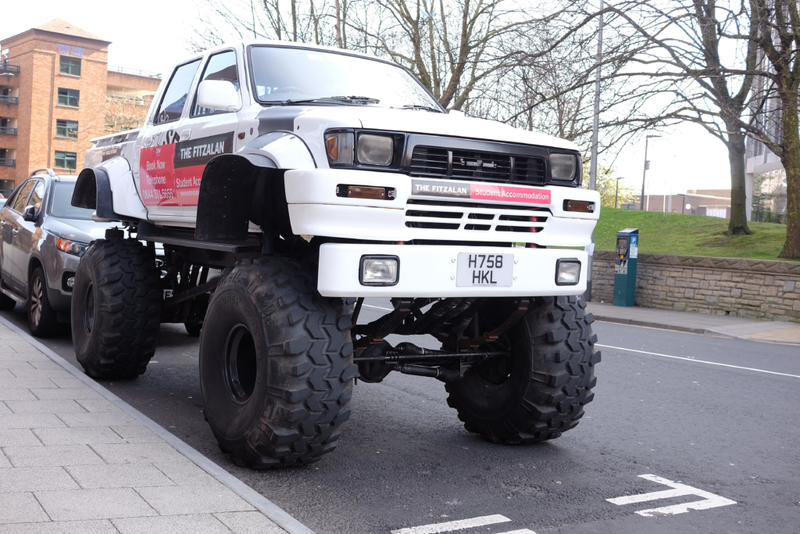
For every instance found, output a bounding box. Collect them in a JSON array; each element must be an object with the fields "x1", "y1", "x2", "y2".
[
  {"x1": 49, "y1": 182, "x2": 95, "y2": 221},
  {"x1": 249, "y1": 46, "x2": 443, "y2": 111}
]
